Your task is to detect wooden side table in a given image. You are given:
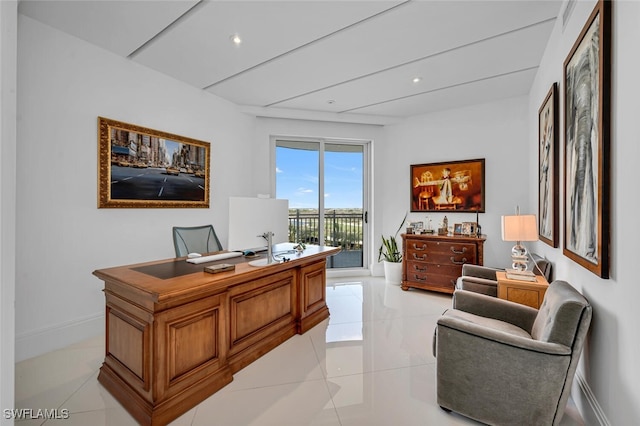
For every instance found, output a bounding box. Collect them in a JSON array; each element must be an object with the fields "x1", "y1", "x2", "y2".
[{"x1": 496, "y1": 271, "x2": 549, "y2": 309}]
